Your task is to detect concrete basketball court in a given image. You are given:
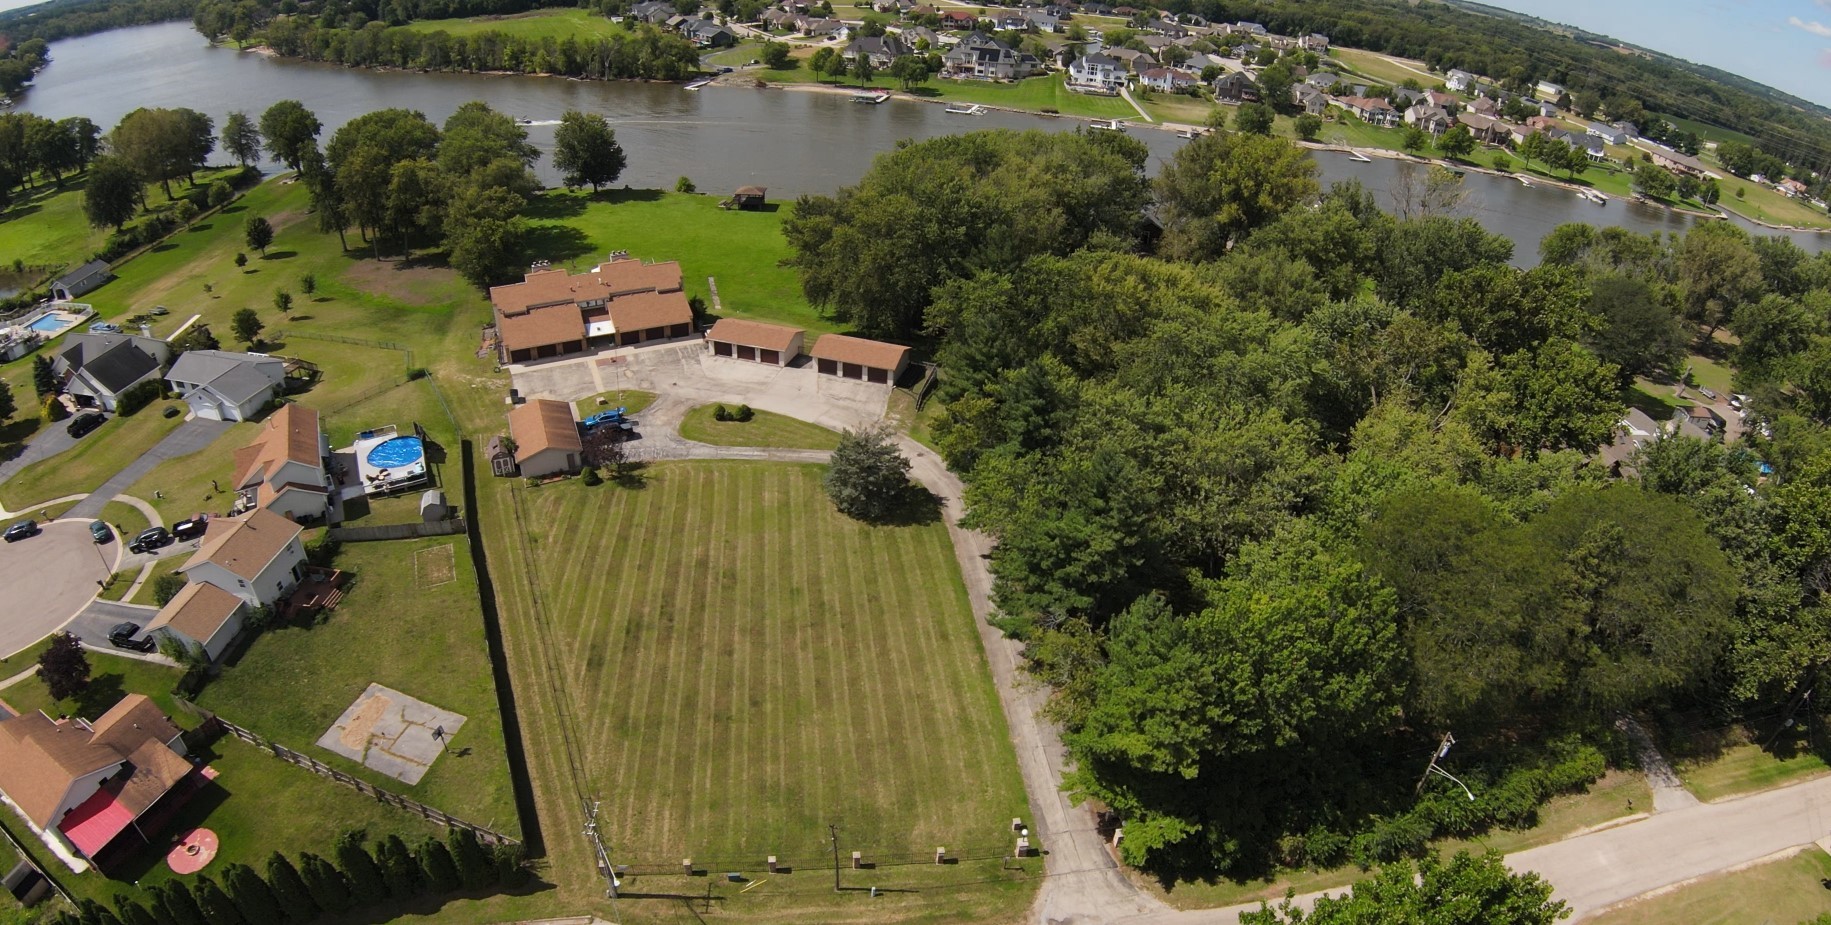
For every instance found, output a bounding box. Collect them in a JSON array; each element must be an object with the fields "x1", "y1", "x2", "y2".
[
  {"x1": 316, "y1": 683, "x2": 466, "y2": 784},
  {"x1": 0, "y1": 520, "x2": 117, "y2": 658}
]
